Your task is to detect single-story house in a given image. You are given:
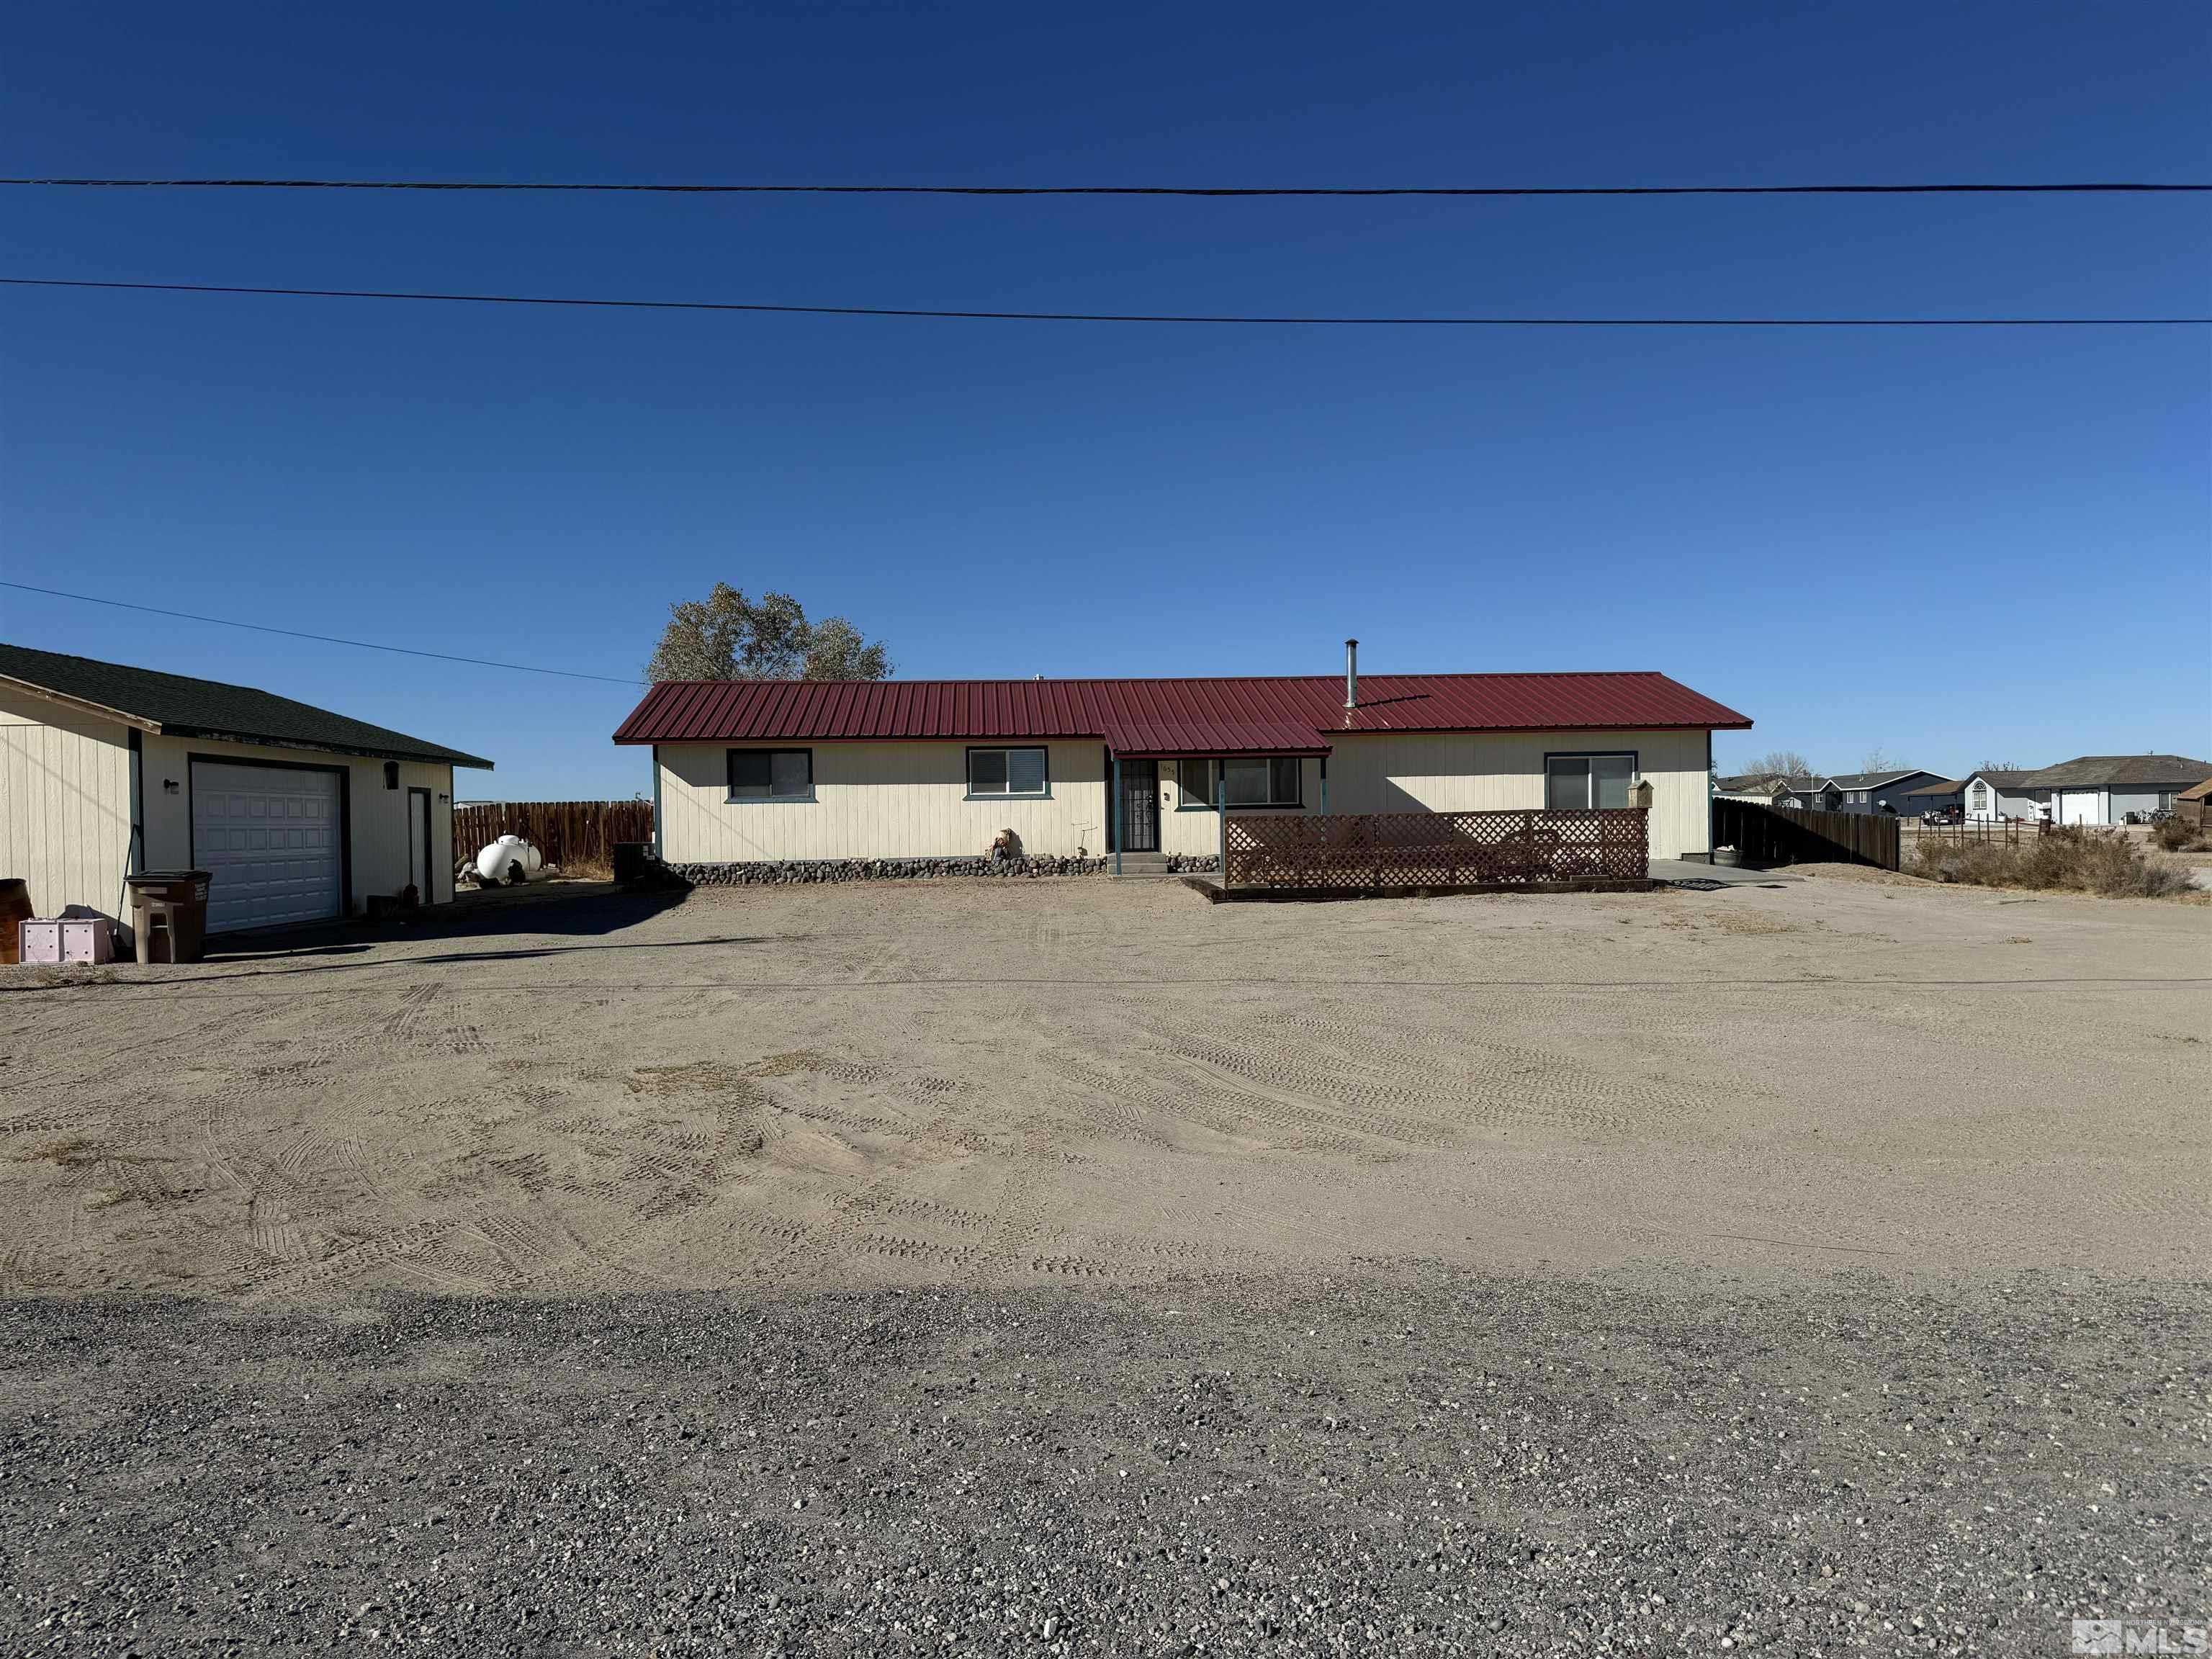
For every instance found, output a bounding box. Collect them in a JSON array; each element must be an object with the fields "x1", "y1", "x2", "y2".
[
  {"x1": 1959, "y1": 770, "x2": 2046, "y2": 822},
  {"x1": 1713, "y1": 773, "x2": 1837, "y2": 811},
  {"x1": 0, "y1": 642, "x2": 493, "y2": 938},
  {"x1": 2015, "y1": 755, "x2": 2212, "y2": 826},
  {"x1": 613, "y1": 652, "x2": 1753, "y2": 871},
  {"x1": 1899, "y1": 777, "x2": 1967, "y2": 814},
  {"x1": 1825, "y1": 769, "x2": 1947, "y2": 815}
]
